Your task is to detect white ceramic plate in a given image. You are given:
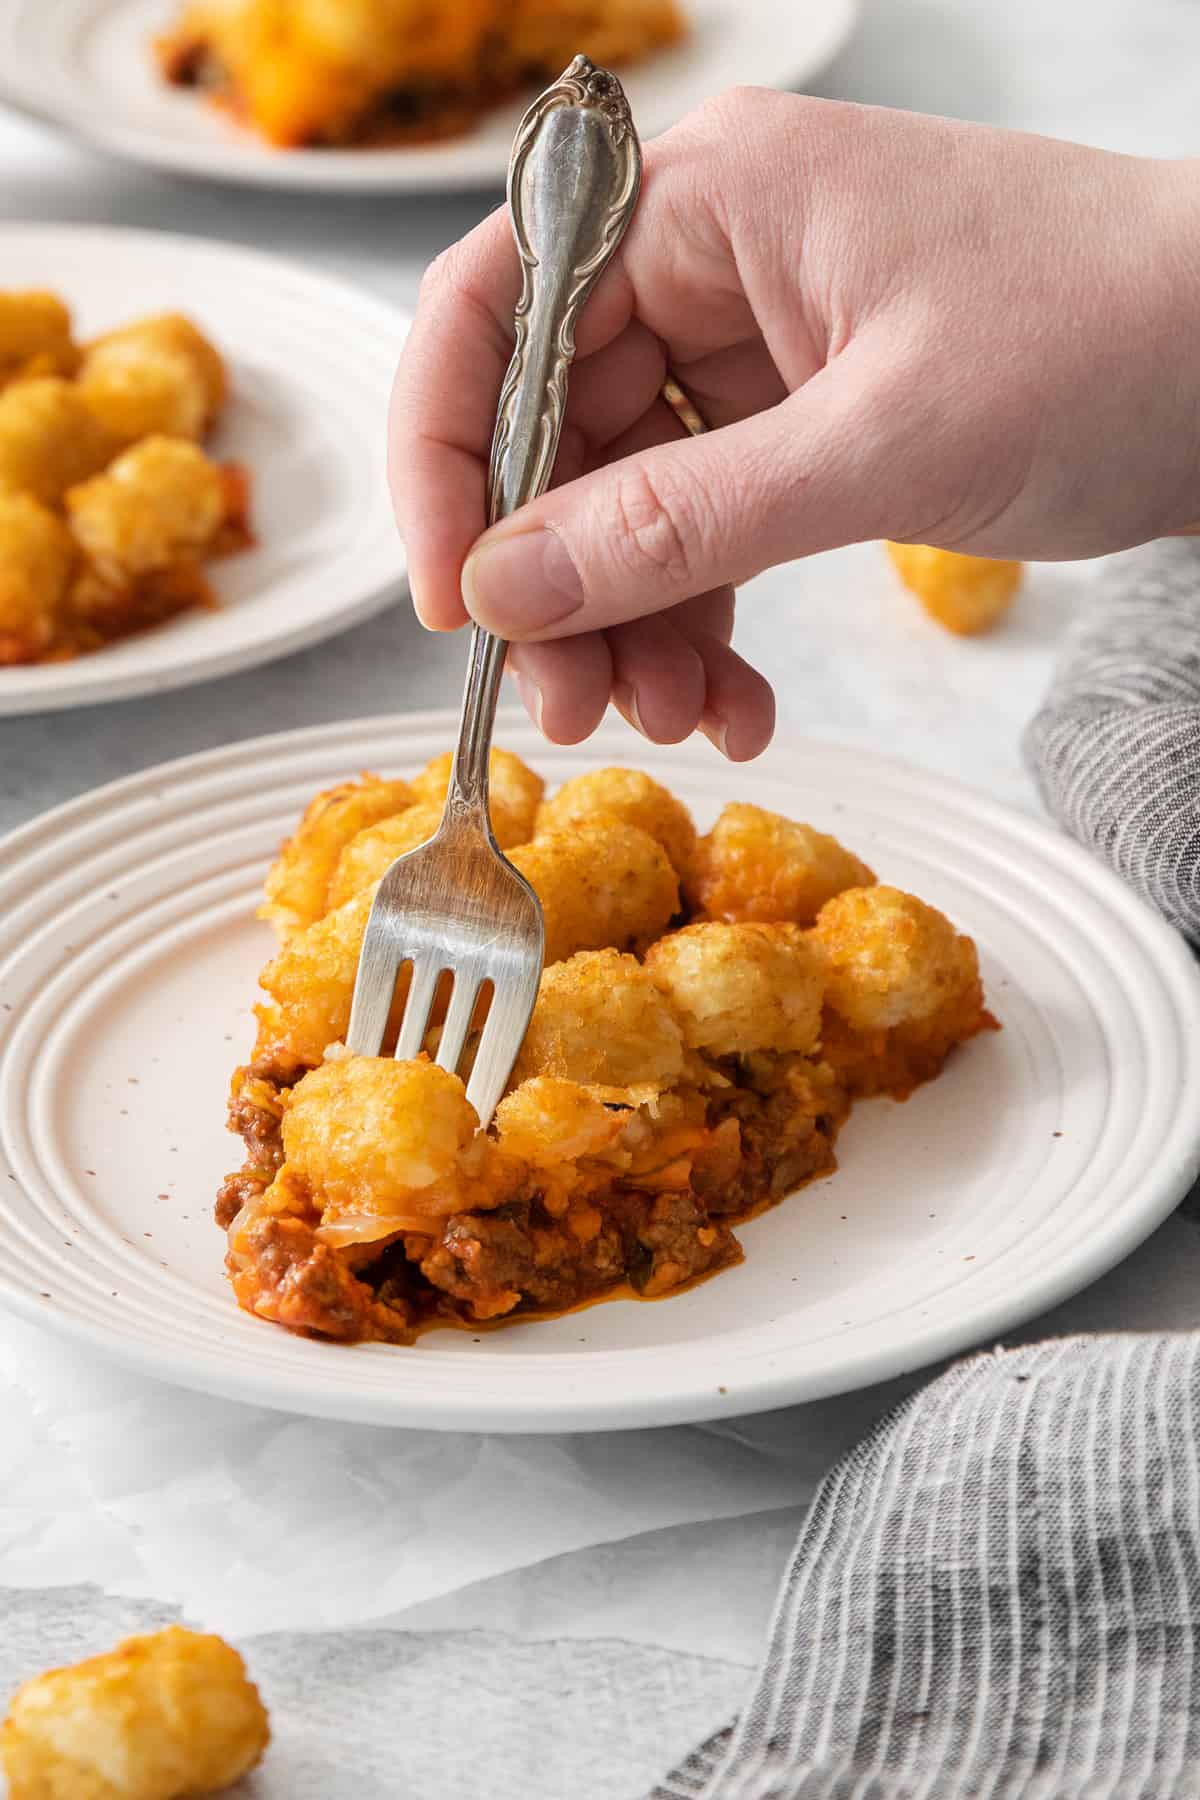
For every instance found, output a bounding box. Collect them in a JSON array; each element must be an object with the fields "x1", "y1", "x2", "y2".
[
  {"x1": 0, "y1": 224, "x2": 408, "y2": 714},
  {"x1": 2, "y1": 710, "x2": 1199, "y2": 1432},
  {"x1": 0, "y1": 0, "x2": 860, "y2": 193}
]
